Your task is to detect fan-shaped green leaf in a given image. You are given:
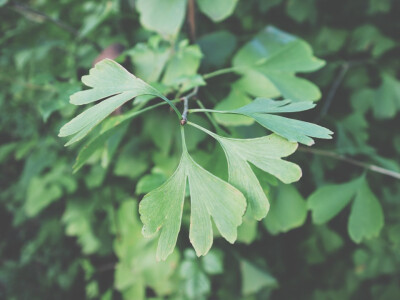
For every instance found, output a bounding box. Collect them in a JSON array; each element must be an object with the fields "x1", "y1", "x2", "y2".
[
  {"x1": 139, "y1": 129, "x2": 246, "y2": 260},
  {"x1": 348, "y1": 180, "x2": 384, "y2": 243},
  {"x1": 264, "y1": 184, "x2": 307, "y2": 234},
  {"x1": 308, "y1": 179, "x2": 360, "y2": 224},
  {"x1": 308, "y1": 176, "x2": 384, "y2": 243},
  {"x1": 197, "y1": 0, "x2": 238, "y2": 22},
  {"x1": 188, "y1": 122, "x2": 301, "y2": 220},
  {"x1": 209, "y1": 98, "x2": 333, "y2": 145},
  {"x1": 136, "y1": 0, "x2": 187, "y2": 37},
  {"x1": 59, "y1": 59, "x2": 176, "y2": 146},
  {"x1": 232, "y1": 26, "x2": 325, "y2": 101}
]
